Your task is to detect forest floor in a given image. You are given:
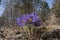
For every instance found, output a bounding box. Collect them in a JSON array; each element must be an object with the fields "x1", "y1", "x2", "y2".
[
  {"x1": 47, "y1": 25, "x2": 60, "y2": 31},
  {"x1": 0, "y1": 24, "x2": 60, "y2": 40}
]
